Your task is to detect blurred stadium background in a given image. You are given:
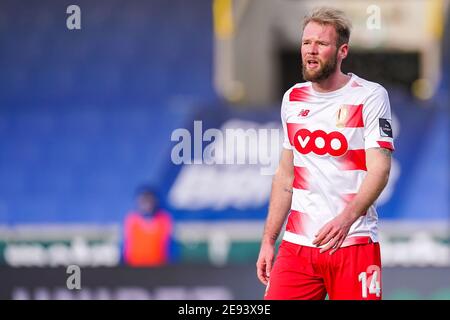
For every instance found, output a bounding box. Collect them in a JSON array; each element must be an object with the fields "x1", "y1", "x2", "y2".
[{"x1": 0, "y1": 0, "x2": 448, "y2": 300}]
